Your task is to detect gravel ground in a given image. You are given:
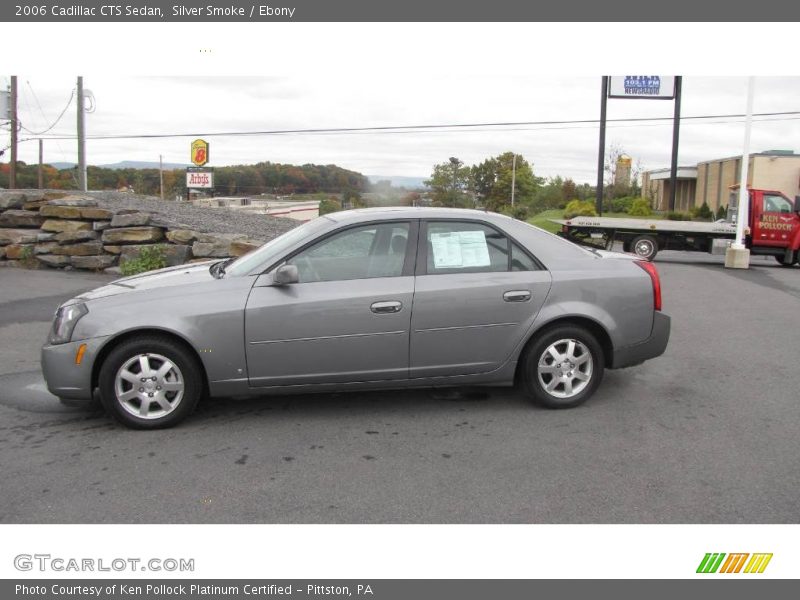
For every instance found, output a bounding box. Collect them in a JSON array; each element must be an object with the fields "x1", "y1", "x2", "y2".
[{"x1": 83, "y1": 191, "x2": 300, "y2": 241}]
